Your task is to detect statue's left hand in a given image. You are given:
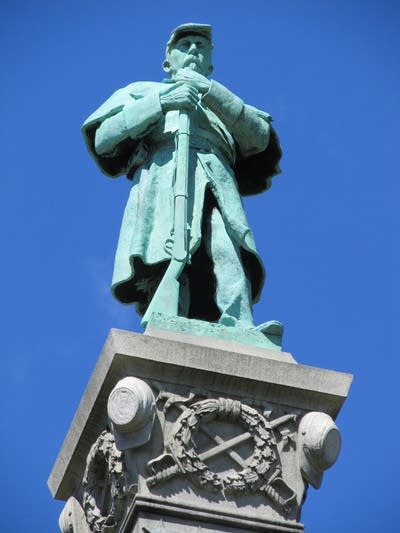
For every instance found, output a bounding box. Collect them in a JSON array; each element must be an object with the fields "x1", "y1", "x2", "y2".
[{"x1": 175, "y1": 68, "x2": 211, "y2": 95}]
